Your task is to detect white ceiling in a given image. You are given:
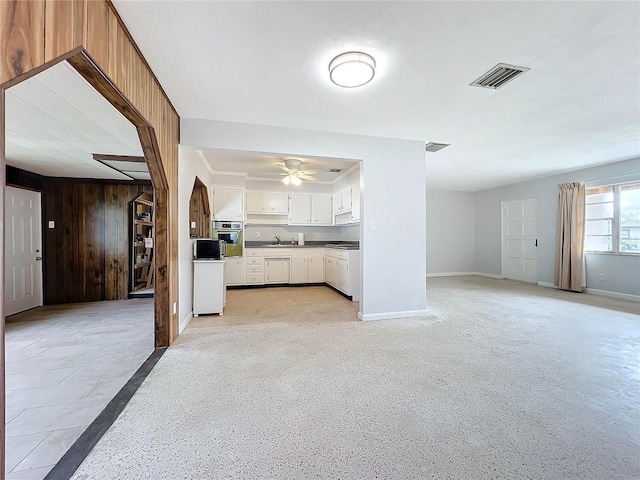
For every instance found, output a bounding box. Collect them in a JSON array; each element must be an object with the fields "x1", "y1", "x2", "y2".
[
  {"x1": 5, "y1": 61, "x2": 144, "y2": 180},
  {"x1": 112, "y1": 1, "x2": 640, "y2": 191},
  {"x1": 198, "y1": 148, "x2": 358, "y2": 183}
]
